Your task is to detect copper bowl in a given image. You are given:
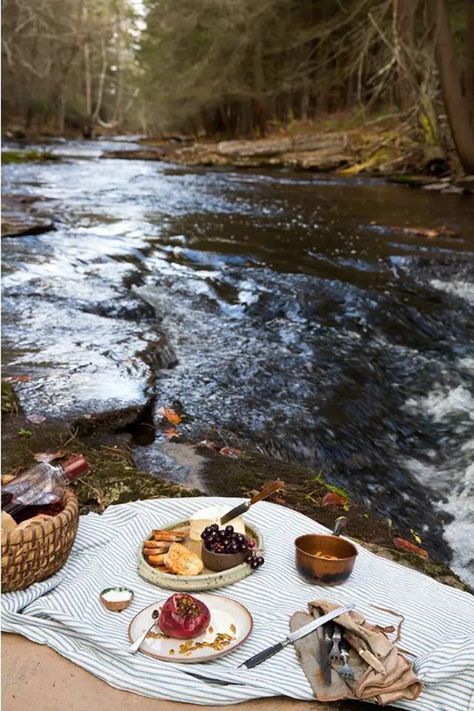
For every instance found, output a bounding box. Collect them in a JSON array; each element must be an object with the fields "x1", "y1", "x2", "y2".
[{"x1": 295, "y1": 518, "x2": 357, "y2": 585}]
